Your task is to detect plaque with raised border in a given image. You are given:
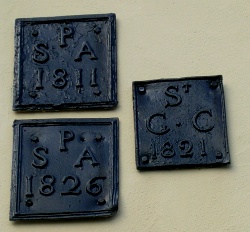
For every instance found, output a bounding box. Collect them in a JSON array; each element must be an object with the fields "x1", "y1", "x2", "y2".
[
  {"x1": 13, "y1": 14, "x2": 117, "y2": 111},
  {"x1": 10, "y1": 118, "x2": 119, "y2": 220},
  {"x1": 133, "y1": 76, "x2": 230, "y2": 170}
]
